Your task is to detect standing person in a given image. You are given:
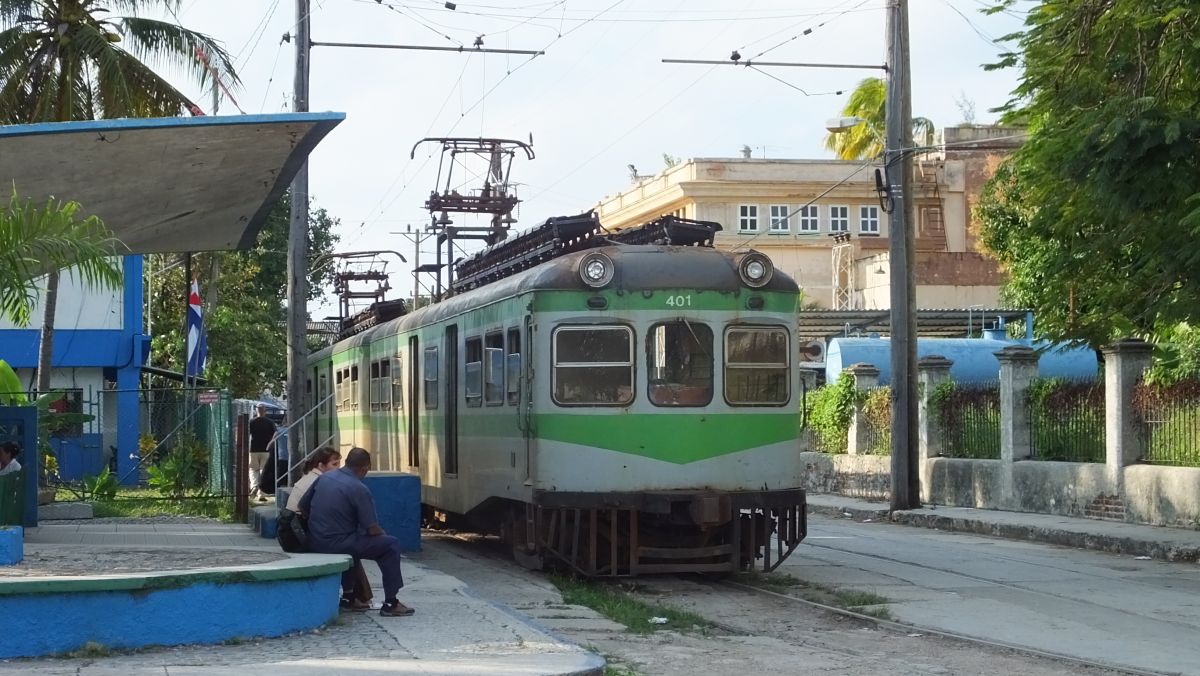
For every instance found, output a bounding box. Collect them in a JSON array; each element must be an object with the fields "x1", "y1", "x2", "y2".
[
  {"x1": 248, "y1": 404, "x2": 276, "y2": 503},
  {"x1": 0, "y1": 441, "x2": 20, "y2": 476},
  {"x1": 300, "y1": 447, "x2": 414, "y2": 617},
  {"x1": 261, "y1": 416, "x2": 289, "y2": 498}
]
